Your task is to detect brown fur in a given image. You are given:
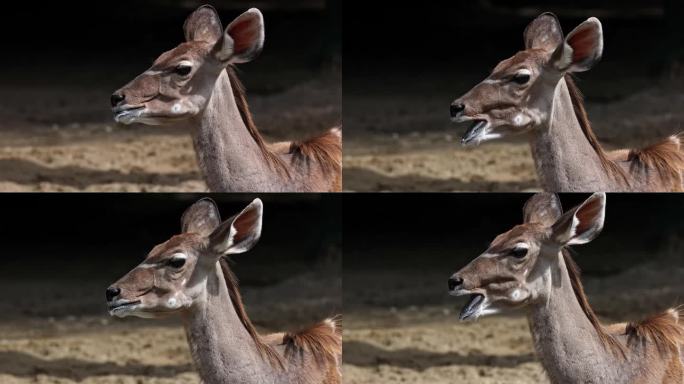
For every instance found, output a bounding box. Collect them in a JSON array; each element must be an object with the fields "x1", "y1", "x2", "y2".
[
  {"x1": 625, "y1": 308, "x2": 684, "y2": 354},
  {"x1": 628, "y1": 135, "x2": 684, "y2": 192},
  {"x1": 284, "y1": 316, "x2": 342, "y2": 367},
  {"x1": 563, "y1": 251, "x2": 684, "y2": 359},
  {"x1": 565, "y1": 76, "x2": 684, "y2": 190},
  {"x1": 289, "y1": 128, "x2": 343, "y2": 190},
  {"x1": 227, "y1": 66, "x2": 342, "y2": 186}
]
